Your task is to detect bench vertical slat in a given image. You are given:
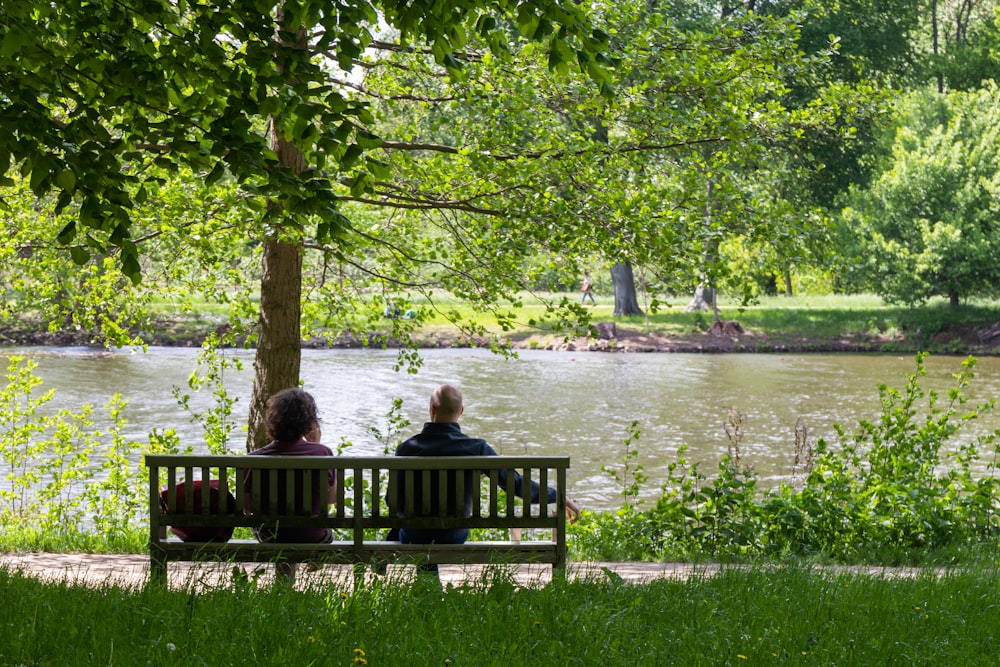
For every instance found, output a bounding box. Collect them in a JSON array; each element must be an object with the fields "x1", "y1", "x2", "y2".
[
  {"x1": 235, "y1": 466, "x2": 247, "y2": 514},
  {"x1": 555, "y1": 463, "x2": 568, "y2": 574},
  {"x1": 200, "y1": 467, "x2": 211, "y2": 513},
  {"x1": 506, "y1": 467, "x2": 517, "y2": 520},
  {"x1": 303, "y1": 467, "x2": 315, "y2": 516},
  {"x1": 250, "y1": 469, "x2": 262, "y2": 517},
  {"x1": 334, "y1": 468, "x2": 345, "y2": 519},
  {"x1": 403, "y1": 470, "x2": 415, "y2": 518},
  {"x1": 164, "y1": 467, "x2": 177, "y2": 512},
  {"x1": 183, "y1": 466, "x2": 195, "y2": 512},
  {"x1": 437, "y1": 469, "x2": 448, "y2": 518},
  {"x1": 353, "y1": 465, "x2": 364, "y2": 547},
  {"x1": 456, "y1": 469, "x2": 466, "y2": 519},
  {"x1": 218, "y1": 467, "x2": 232, "y2": 514},
  {"x1": 421, "y1": 469, "x2": 432, "y2": 517},
  {"x1": 471, "y1": 471, "x2": 481, "y2": 518},
  {"x1": 369, "y1": 467, "x2": 381, "y2": 520},
  {"x1": 267, "y1": 469, "x2": 279, "y2": 517},
  {"x1": 539, "y1": 467, "x2": 549, "y2": 518},
  {"x1": 488, "y1": 469, "x2": 499, "y2": 518},
  {"x1": 386, "y1": 469, "x2": 398, "y2": 521}
]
